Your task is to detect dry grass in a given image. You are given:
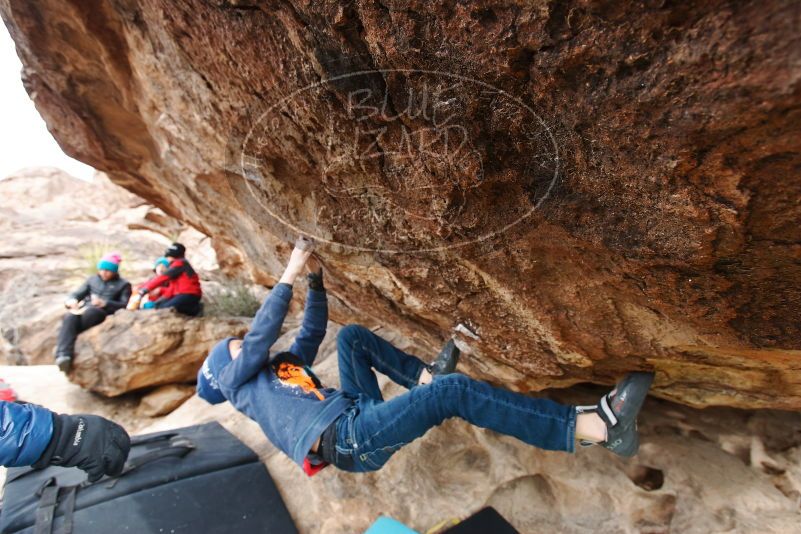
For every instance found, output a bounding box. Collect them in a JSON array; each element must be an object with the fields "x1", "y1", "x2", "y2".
[{"x1": 204, "y1": 279, "x2": 261, "y2": 317}]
